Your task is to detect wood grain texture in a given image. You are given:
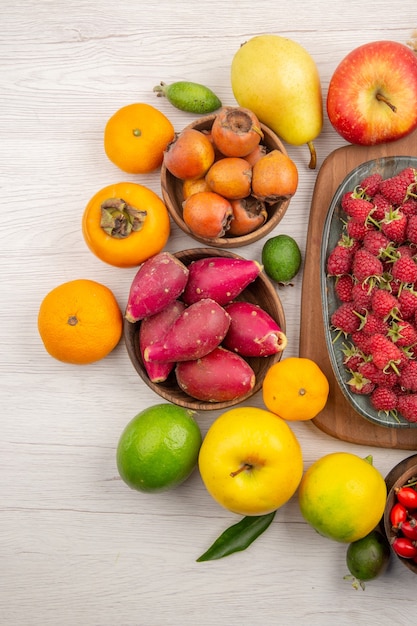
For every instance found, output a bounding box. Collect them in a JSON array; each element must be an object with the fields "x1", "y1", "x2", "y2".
[
  {"x1": 2, "y1": 2, "x2": 417, "y2": 625},
  {"x1": 300, "y1": 129, "x2": 417, "y2": 449}
]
